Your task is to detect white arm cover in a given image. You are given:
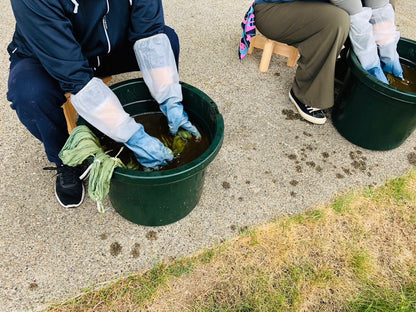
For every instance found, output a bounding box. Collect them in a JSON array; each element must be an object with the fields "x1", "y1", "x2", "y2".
[
  {"x1": 70, "y1": 78, "x2": 140, "y2": 143},
  {"x1": 133, "y1": 33, "x2": 182, "y2": 104},
  {"x1": 371, "y1": 4, "x2": 399, "y2": 47},
  {"x1": 349, "y1": 8, "x2": 380, "y2": 70}
]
